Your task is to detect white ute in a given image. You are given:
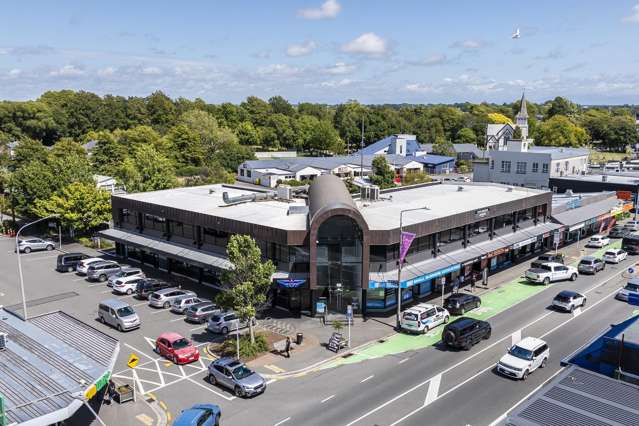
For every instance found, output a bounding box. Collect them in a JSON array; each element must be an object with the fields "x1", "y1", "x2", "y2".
[{"x1": 525, "y1": 262, "x2": 578, "y2": 285}]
